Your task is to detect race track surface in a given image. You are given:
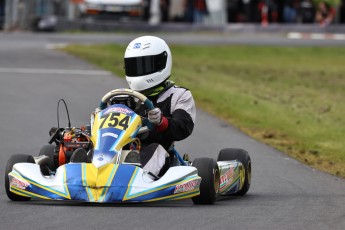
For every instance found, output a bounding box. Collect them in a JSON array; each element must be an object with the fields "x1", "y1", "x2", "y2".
[{"x1": 0, "y1": 33, "x2": 344, "y2": 230}]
